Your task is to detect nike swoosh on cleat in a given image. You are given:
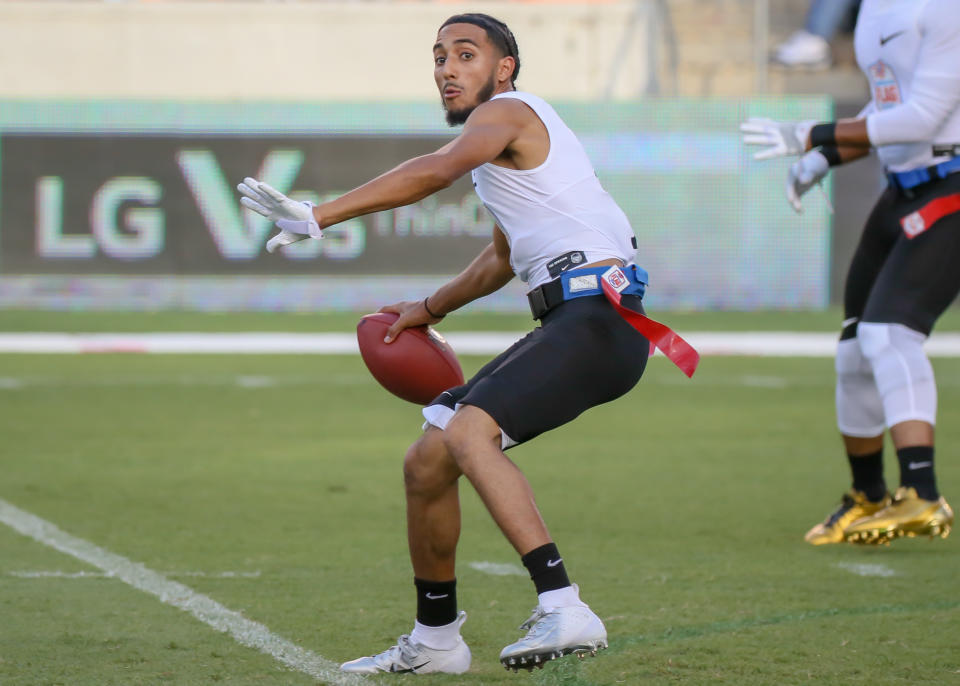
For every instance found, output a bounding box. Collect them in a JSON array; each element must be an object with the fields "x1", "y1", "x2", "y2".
[
  {"x1": 908, "y1": 461, "x2": 933, "y2": 469},
  {"x1": 880, "y1": 30, "x2": 905, "y2": 46},
  {"x1": 546, "y1": 558, "x2": 563, "y2": 568},
  {"x1": 389, "y1": 661, "x2": 431, "y2": 673},
  {"x1": 425, "y1": 592, "x2": 449, "y2": 599}
]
